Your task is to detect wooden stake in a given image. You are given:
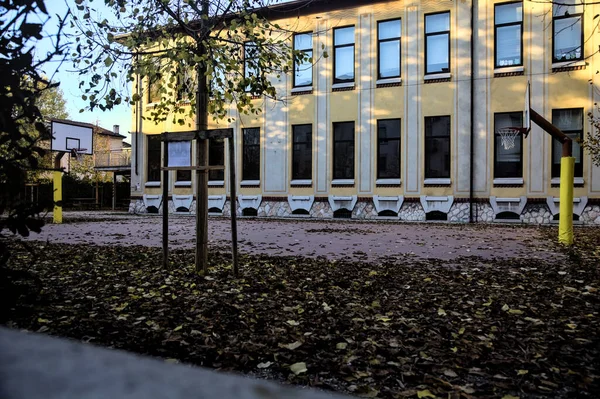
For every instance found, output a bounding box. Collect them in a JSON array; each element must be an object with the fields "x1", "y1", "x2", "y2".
[
  {"x1": 228, "y1": 136, "x2": 239, "y2": 277},
  {"x1": 162, "y1": 138, "x2": 170, "y2": 270}
]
